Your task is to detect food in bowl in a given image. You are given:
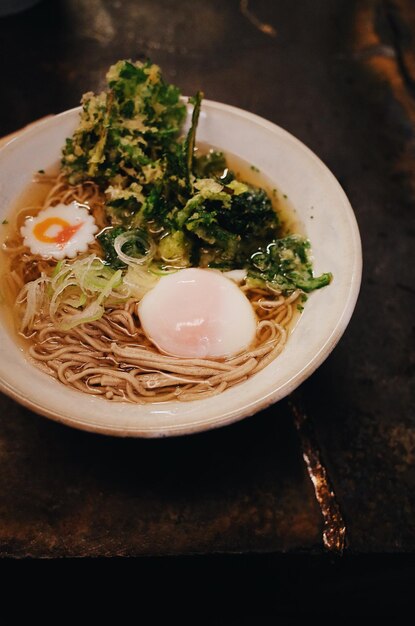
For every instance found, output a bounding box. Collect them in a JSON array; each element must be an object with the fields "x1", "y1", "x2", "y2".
[{"x1": 1, "y1": 60, "x2": 332, "y2": 404}]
